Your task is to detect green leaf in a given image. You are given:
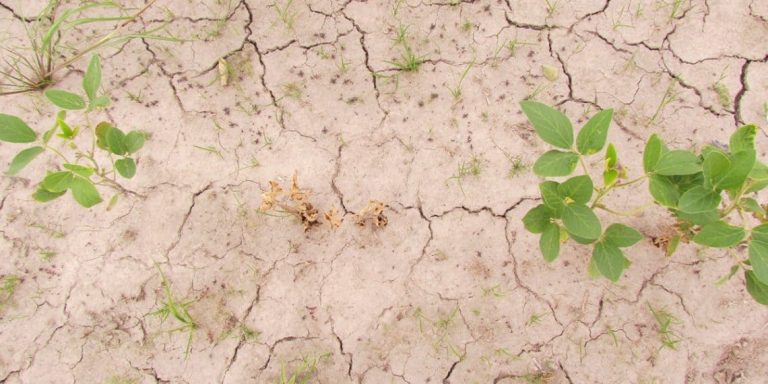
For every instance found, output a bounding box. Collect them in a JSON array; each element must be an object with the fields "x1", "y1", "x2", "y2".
[
  {"x1": 603, "y1": 223, "x2": 643, "y2": 248},
  {"x1": 666, "y1": 235, "x2": 681, "y2": 257},
  {"x1": 570, "y1": 233, "x2": 597, "y2": 245},
  {"x1": 747, "y1": 161, "x2": 768, "y2": 193},
  {"x1": 749, "y1": 239, "x2": 768, "y2": 285},
  {"x1": 718, "y1": 150, "x2": 756, "y2": 190},
  {"x1": 83, "y1": 55, "x2": 101, "y2": 101},
  {"x1": 63, "y1": 163, "x2": 94, "y2": 178},
  {"x1": 592, "y1": 241, "x2": 630, "y2": 282},
  {"x1": 523, "y1": 205, "x2": 554, "y2": 234},
  {"x1": 32, "y1": 187, "x2": 66, "y2": 202},
  {"x1": 562, "y1": 204, "x2": 602, "y2": 241},
  {"x1": 702, "y1": 151, "x2": 730, "y2": 189},
  {"x1": 653, "y1": 150, "x2": 701, "y2": 176},
  {"x1": 69, "y1": 176, "x2": 102, "y2": 208},
  {"x1": 643, "y1": 134, "x2": 666, "y2": 173},
  {"x1": 558, "y1": 175, "x2": 593, "y2": 205},
  {"x1": 90, "y1": 96, "x2": 111, "y2": 110},
  {"x1": 603, "y1": 169, "x2": 618, "y2": 187},
  {"x1": 677, "y1": 186, "x2": 721, "y2": 214},
  {"x1": 675, "y1": 209, "x2": 720, "y2": 226},
  {"x1": 540, "y1": 181, "x2": 564, "y2": 215},
  {"x1": 576, "y1": 108, "x2": 613, "y2": 155},
  {"x1": 41, "y1": 171, "x2": 74, "y2": 193},
  {"x1": 649, "y1": 174, "x2": 681, "y2": 207},
  {"x1": 729, "y1": 124, "x2": 756, "y2": 153},
  {"x1": 124, "y1": 131, "x2": 145, "y2": 153},
  {"x1": 741, "y1": 198, "x2": 765, "y2": 216},
  {"x1": 6, "y1": 146, "x2": 44, "y2": 176},
  {"x1": 105, "y1": 126, "x2": 127, "y2": 155},
  {"x1": 0, "y1": 114, "x2": 36, "y2": 143},
  {"x1": 95, "y1": 122, "x2": 111, "y2": 150},
  {"x1": 519, "y1": 101, "x2": 573, "y2": 149},
  {"x1": 115, "y1": 158, "x2": 136, "y2": 178},
  {"x1": 533, "y1": 150, "x2": 579, "y2": 177},
  {"x1": 745, "y1": 271, "x2": 768, "y2": 305},
  {"x1": 44, "y1": 89, "x2": 86, "y2": 110},
  {"x1": 540, "y1": 223, "x2": 561, "y2": 262},
  {"x1": 692, "y1": 221, "x2": 746, "y2": 248},
  {"x1": 605, "y1": 143, "x2": 618, "y2": 168}
]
